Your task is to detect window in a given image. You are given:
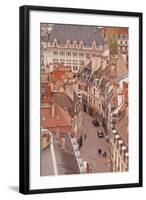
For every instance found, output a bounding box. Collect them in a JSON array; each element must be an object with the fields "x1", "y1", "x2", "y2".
[
  {"x1": 73, "y1": 53, "x2": 78, "y2": 57},
  {"x1": 53, "y1": 51, "x2": 58, "y2": 56},
  {"x1": 54, "y1": 42, "x2": 57, "y2": 47},
  {"x1": 41, "y1": 43, "x2": 44, "y2": 49},
  {"x1": 66, "y1": 52, "x2": 71, "y2": 56},
  {"x1": 60, "y1": 59, "x2": 65, "y2": 64},
  {"x1": 80, "y1": 44, "x2": 84, "y2": 49},
  {"x1": 89, "y1": 96, "x2": 92, "y2": 104},
  {"x1": 66, "y1": 59, "x2": 71, "y2": 62},
  {"x1": 94, "y1": 99, "x2": 96, "y2": 106},
  {"x1": 79, "y1": 53, "x2": 84, "y2": 57},
  {"x1": 73, "y1": 60, "x2": 78, "y2": 63},
  {"x1": 73, "y1": 66, "x2": 78, "y2": 71},
  {"x1": 60, "y1": 52, "x2": 65, "y2": 56},
  {"x1": 93, "y1": 88, "x2": 96, "y2": 96},
  {"x1": 41, "y1": 56, "x2": 44, "y2": 65},
  {"x1": 66, "y1": 63, "x2": 71, "y2": 66},
  {"x1": 78, "y1": 84, "x2": 81, "y2": 89},
  {"x1": 53, "y1": 59, "x2": 58, "y2": 63},
  {"x1": 86, "y1": 53, "x2": 90, "y2": 57}
]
